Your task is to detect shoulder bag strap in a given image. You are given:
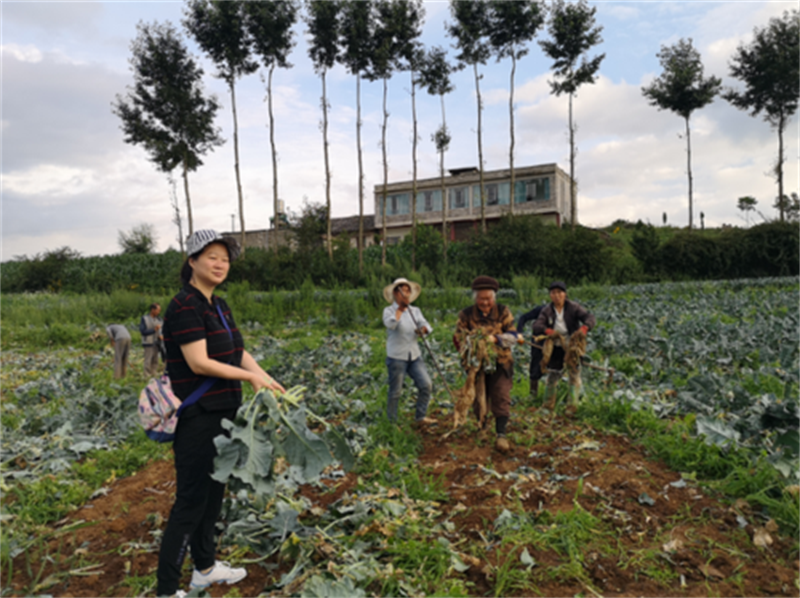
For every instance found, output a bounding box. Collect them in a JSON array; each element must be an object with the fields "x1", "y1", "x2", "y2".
[{"x1": 175, "y1": 302, "x2": 236, "y2": 417}]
